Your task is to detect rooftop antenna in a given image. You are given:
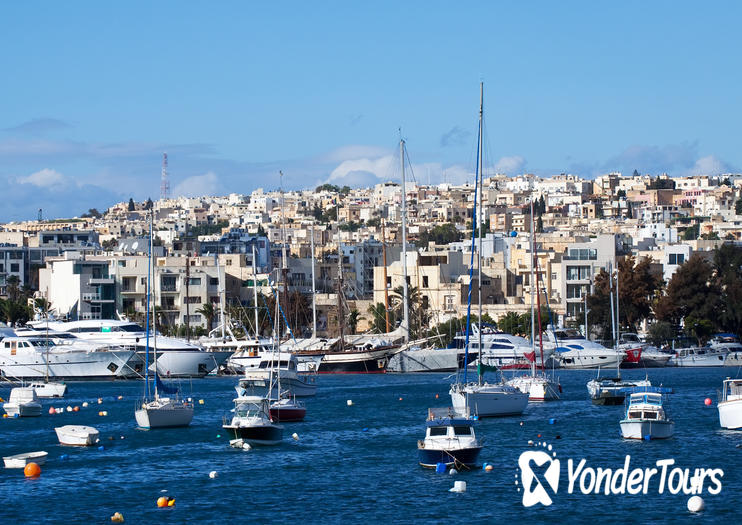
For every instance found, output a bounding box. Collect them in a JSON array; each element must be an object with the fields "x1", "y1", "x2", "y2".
[
  {"x1": 38, "y1": 208, "x2": 43, "y2": 222},
  {"x1": 160, "y1": 152, "x2": 170, "y2": 201}
]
